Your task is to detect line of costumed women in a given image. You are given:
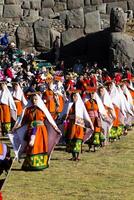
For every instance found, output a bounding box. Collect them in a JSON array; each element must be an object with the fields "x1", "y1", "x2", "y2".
[{"x1": 13, "y1": 94, "x2": 61, "y2": 171}]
